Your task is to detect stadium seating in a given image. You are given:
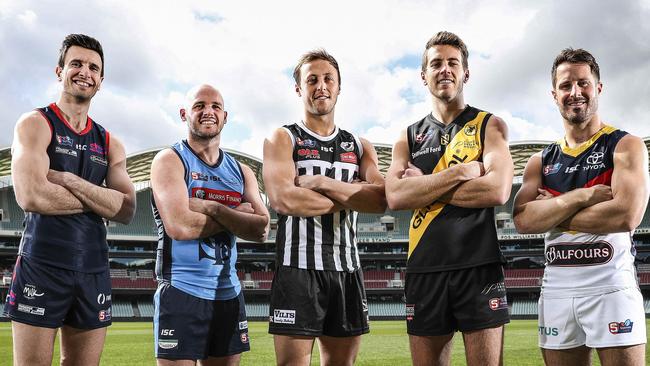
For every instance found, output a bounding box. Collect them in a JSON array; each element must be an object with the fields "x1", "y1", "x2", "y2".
[
  {"x1": 510, "y1": 299, "x2": 538, "y2": 316},
  {"x1": 137, "y1": 301, "x2": 155, "y2": 317},
  {"x1": 112, "y1": 301, "x2": 135, "y2": 318}
]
